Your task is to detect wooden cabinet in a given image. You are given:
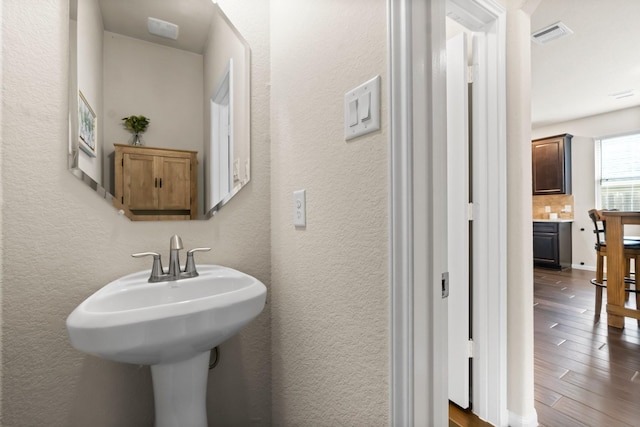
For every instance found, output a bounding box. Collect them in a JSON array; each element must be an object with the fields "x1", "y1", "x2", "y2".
[
  {"x1": 533, "y1": 221, "x2": 572, "y2": 269},
  {"x1": 114, "y1": 144, "x2": 197, "y2": 220},
  {"x1": 532, "y1": 133, "x2": 572, "y2": 195}
]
